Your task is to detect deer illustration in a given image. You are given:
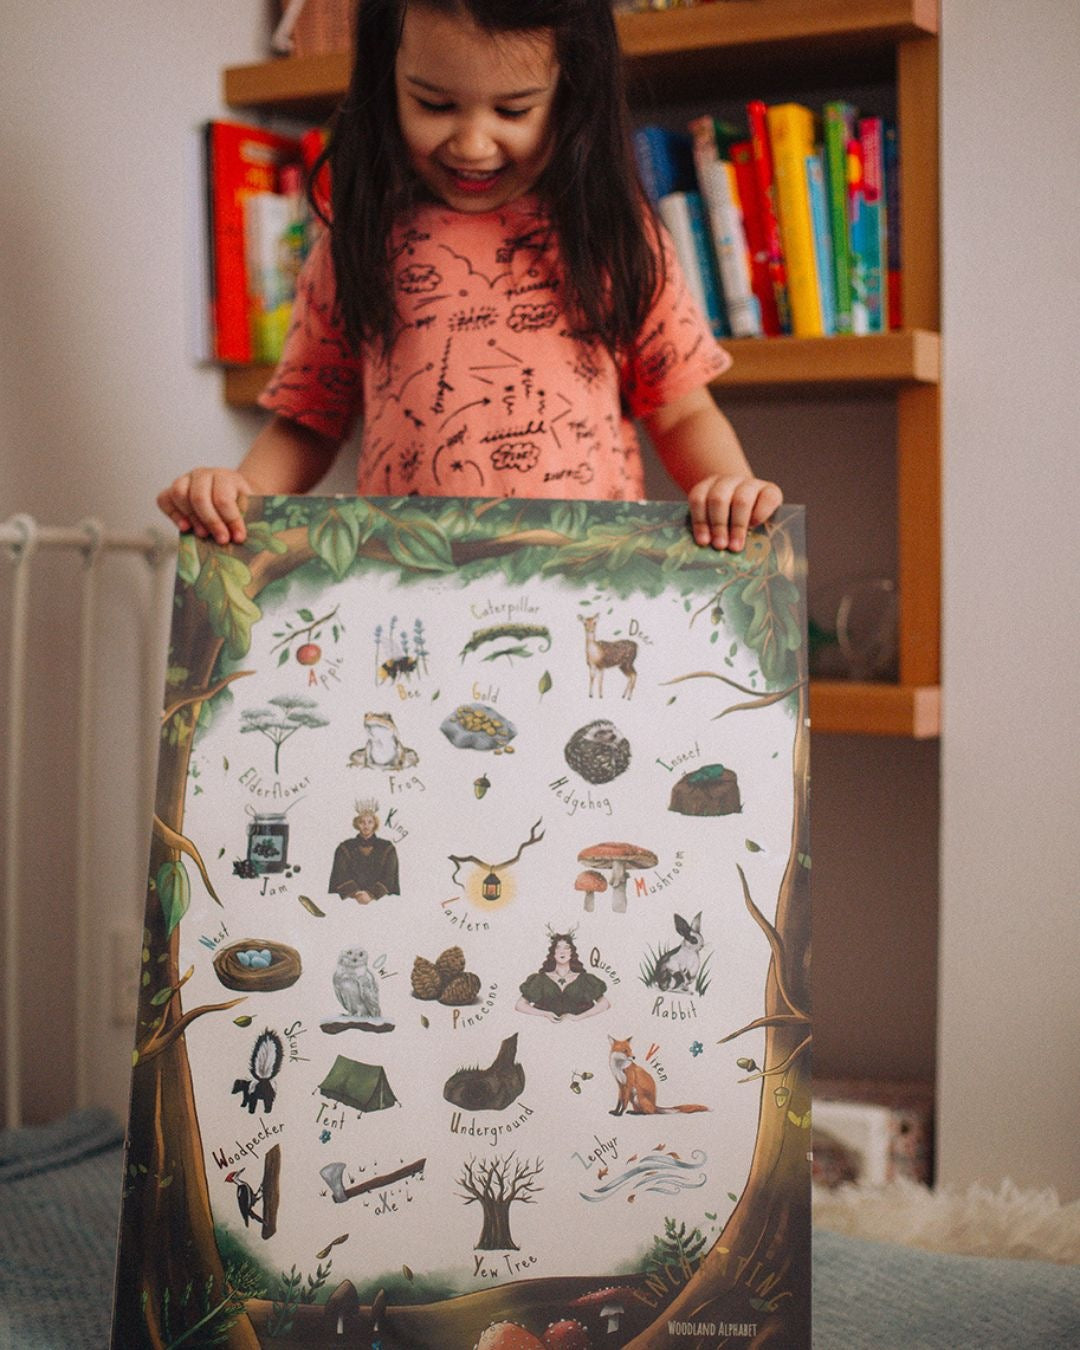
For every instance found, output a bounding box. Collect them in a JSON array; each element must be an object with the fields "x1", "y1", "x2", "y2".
[{"x1": 579, "y1": 614, "x2": 637, "y2": 700}]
